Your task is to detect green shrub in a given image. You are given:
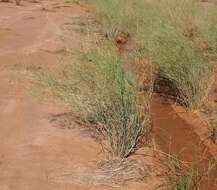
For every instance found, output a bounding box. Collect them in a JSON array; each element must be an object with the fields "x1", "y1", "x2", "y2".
[{"x1": 39, "y1": 49, "x2": 150, "y2": 157}]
